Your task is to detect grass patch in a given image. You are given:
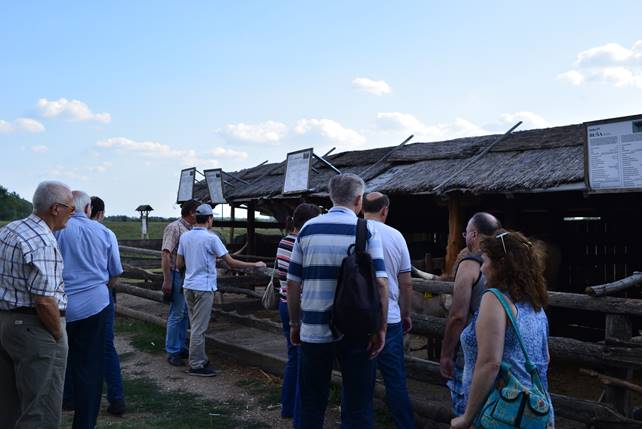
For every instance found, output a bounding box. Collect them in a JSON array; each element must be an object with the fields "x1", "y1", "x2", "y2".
[
  {"x1": 115, "y1": 318, "x2": 166, "y2": 355},
  {"x1": 61, "y1": 377, "x2": 270, "y2": 429}
]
